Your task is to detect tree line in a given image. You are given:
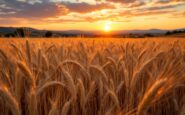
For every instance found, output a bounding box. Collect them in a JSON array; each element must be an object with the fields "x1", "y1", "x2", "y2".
[
  {"x1": 166, "y1": 29, "x2": 185, "y2": 35},
  {"x1": 1, "y1": 28, "x2": 53, "y2": 38}
]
